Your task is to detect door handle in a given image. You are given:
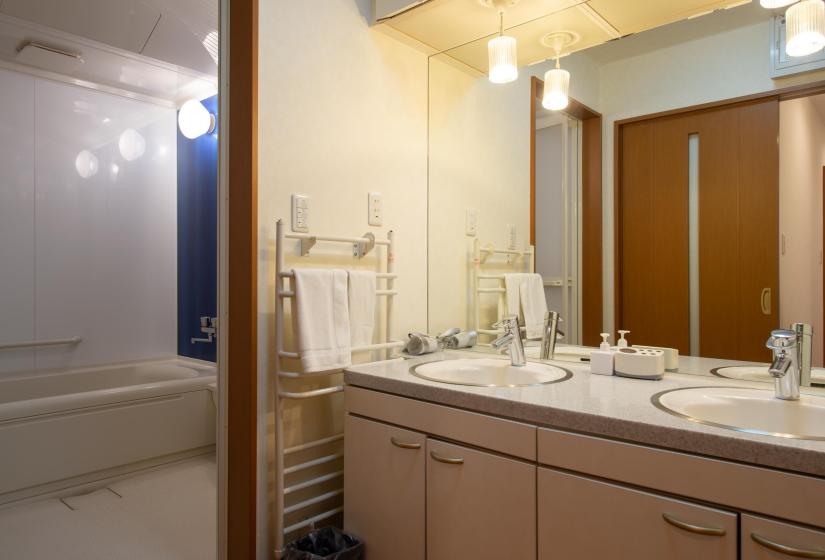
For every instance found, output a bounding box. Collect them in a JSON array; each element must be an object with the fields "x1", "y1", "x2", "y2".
[
  {"x1": 390, "y1": 437, "x2": 421, "y2": 450},
  {"x1": 662, "y1": 513, "x2": 726, "y2": 536},
  {"x1": 429, "y1": 450, "x2": 464, "y2": 465},
  {"x1": 751, "y1": 533, "x2": 825, "y2": 558},
  {"x1": 761, "y1": 288, "x2": 772, "y2": 315}
]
